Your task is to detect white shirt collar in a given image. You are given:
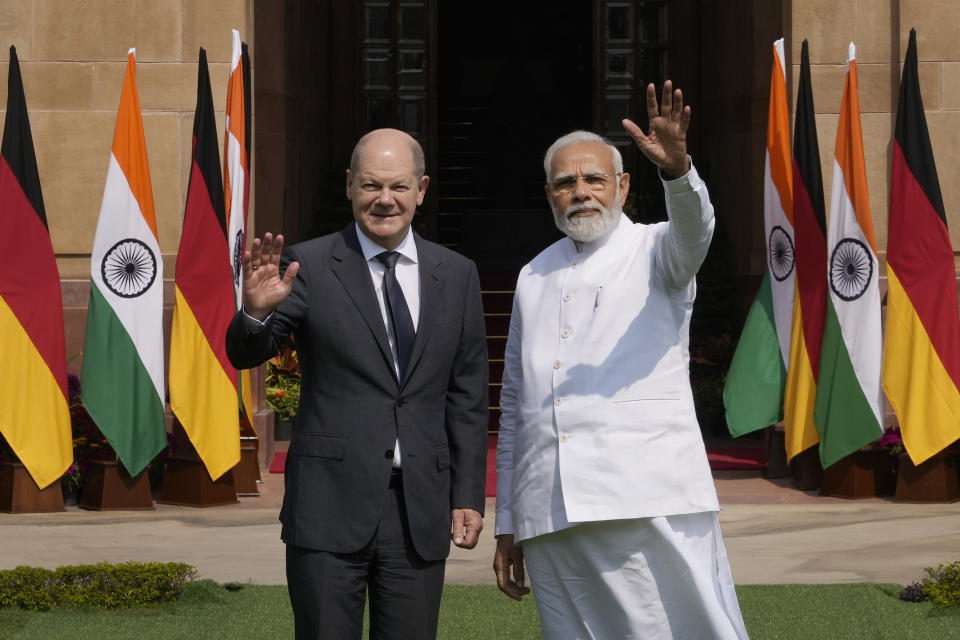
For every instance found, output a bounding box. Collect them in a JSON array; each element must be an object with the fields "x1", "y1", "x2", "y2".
[{"x1": 355, "y1": 223, "x2": 419, "y2": 264}]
